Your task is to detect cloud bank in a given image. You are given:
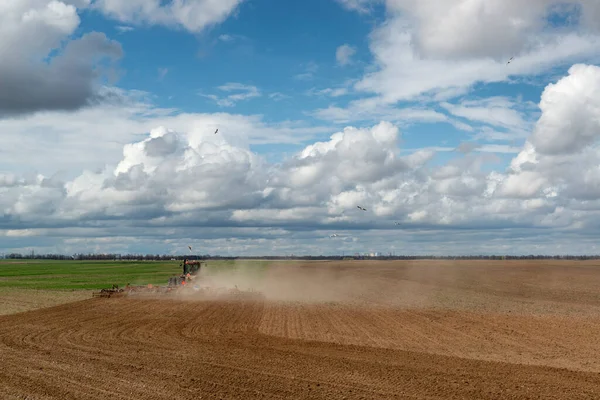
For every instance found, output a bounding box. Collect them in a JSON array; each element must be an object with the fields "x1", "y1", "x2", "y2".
[
  {"x1": 3, "y1": 0, "x2": 600, "y2": 256},
  {"x1": 3, "y1": 64, "x2": 600, "y2": 255}
]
